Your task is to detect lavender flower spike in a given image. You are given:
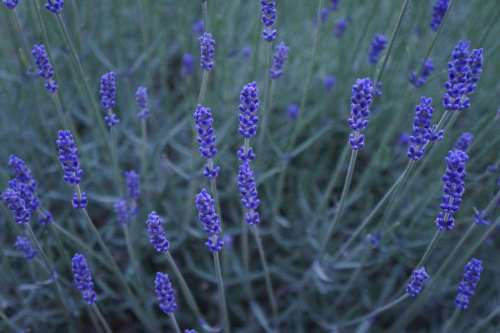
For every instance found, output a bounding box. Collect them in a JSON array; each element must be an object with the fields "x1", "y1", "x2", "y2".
[
  {"x1": 406, "y1": 267, "x2": 429, "y2": 297},
  {"x1": 3, "y1": 0, "x2": 19, "y2": 10},
  {"x1": 238, "y1": 82, "x2": 260, "y2": 139},
  {"x1": 409, "y1": 59, "x2": 434, "y2": 88},
  {"x1": 45, "y1": 0, "x2": 63, "y2": 14},
  {"x1": 334, "y1": 18, "x2": 348, "y2": 38},
  {"x1": 125, "y1": 170, "x2": 140, "y2": 200},
  {"x1": 455, "y1": 258, "x2": 483, "y2": 309},
  {"x1": 195, "y1": 189, "x2": 223, "y2": 252},
  {"x1": 199, "y1": 32, "x2": 215, "y2": 71},
  {"x1": 99, "y1": 71, "x2": 119, "y2": 127},
  {"x1": 15, "y1": 235, "x2": 37, "y2": 260},
  {"x1": 136, "y1": 86, "x2": 149, "y2": 119},
  {"x1": 31, "y1": 44, "x2": 58, "y2": 94},
  {"x1": 8, "y1": 155, "x2": 40, "y2": 213},
  {"x1": 114, "y1": 199, "x2": 130, "y2": 225},
  {"x1": 368, "y1": 34, "x2": 387, "y2": 64},
  {"x1": 181, "y1": 53, "x2": 195, "y2": 77},
  {"x1": 155, "y1": 272, "x2": 177, "y2": 314},
  {"x1": 71, "y1": 253, "x2": 97, "y2": 304},
  {"x1": 146, "y1": 211, "x2": 170, "y2": 253},
  {"x1": 237, "y1": 161, "x2": 261, "y2": 225},
  {"x1": 455, "y1": 132, "x2": 473, "y2": 152},
  {"x1": 56, "y1": 130, "x2": 87, "y2": 208},
  {"x1": 407, "y1": 97, "x2": 441, "y2": 161},
  {"x1": 260, "y1": 0, "x2": 277, "y2": 42},
  {"x1": 348, "y1": 78, "x2": 374, "y2": 150},
  {"x1": 430, "y1": 0, "x2": 449, "y2": 32},
  {"x1": 269, "y1": 42, "x2": 289, "y2": 79},
  {"x1": 435, "y1": 149, "x2": 468, "y2": 231},
  {"x1": 1, "y1": 188, "x2": 31, "y2": 224},
  {"x1": 194, "y1": 105, "x2": 220, "y2": 179}
]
